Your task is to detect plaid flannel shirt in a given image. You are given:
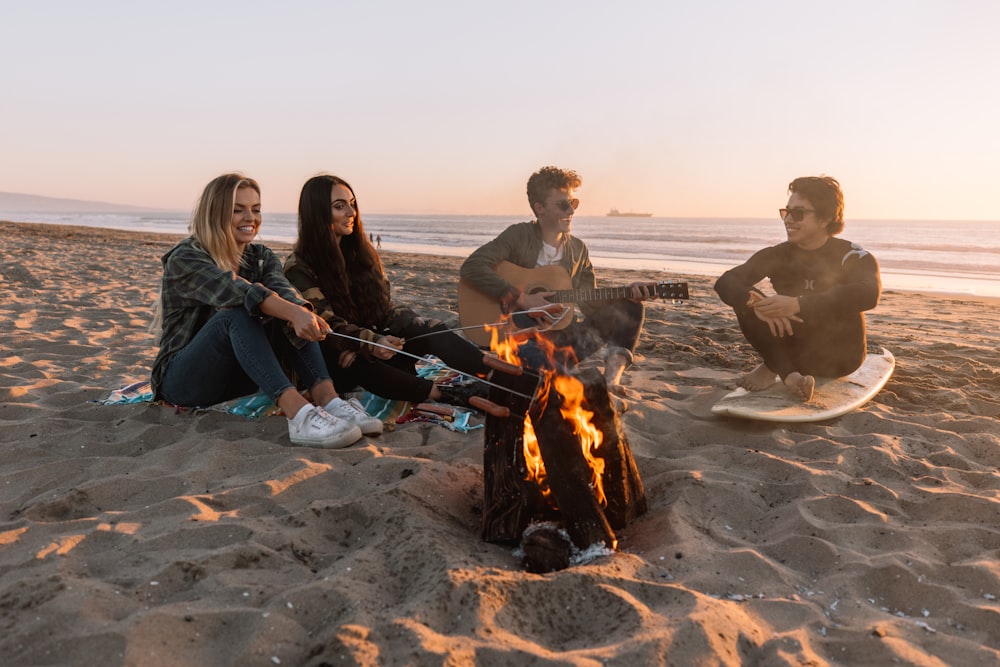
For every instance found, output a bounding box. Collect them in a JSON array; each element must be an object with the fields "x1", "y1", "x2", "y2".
[{"x1": 150, "y1": 237, "x2": 308, "y2": 397}]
